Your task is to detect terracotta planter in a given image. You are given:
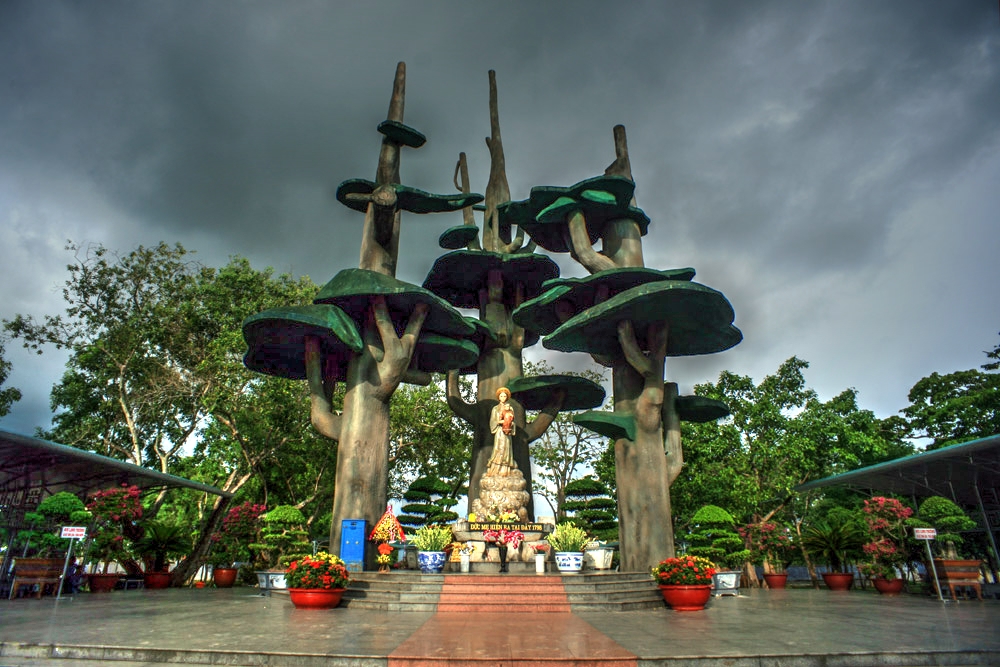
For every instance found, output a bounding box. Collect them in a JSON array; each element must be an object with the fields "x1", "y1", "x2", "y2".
[
  {"x1": 288, "y1": 587, "x2": 345, "y2": 609},
  {"x1": 143, "y1": 572, "x2": 171, "y2": 589},
  {"x1": 762, "y1": 573, "x2": 788, "y2": 589},
  {"x1": 872, "y1": 577, "x2": 904, "y2": 595},
  {"x1": 213, "y1": 567, "x2": 239, "y2": 588},
  {"x1": 822, "y1": 572, "x2": 854, "y2": 591},
  {"x1": 658, "y1": 584, "x2": 713, "y2": 611},
  {"x1": 87, "y1": 573, "x2": 120, "y2": 593}
]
